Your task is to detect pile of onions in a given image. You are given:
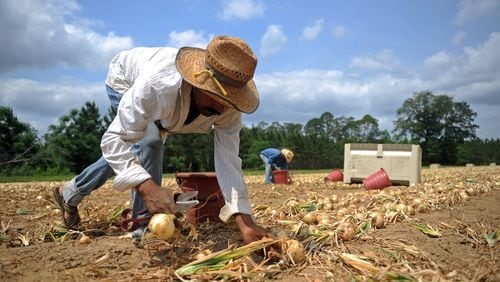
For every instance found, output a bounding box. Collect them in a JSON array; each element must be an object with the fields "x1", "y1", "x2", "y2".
[{"x1": 148, "y1": 213, "x2": 177, "y2": 240}]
